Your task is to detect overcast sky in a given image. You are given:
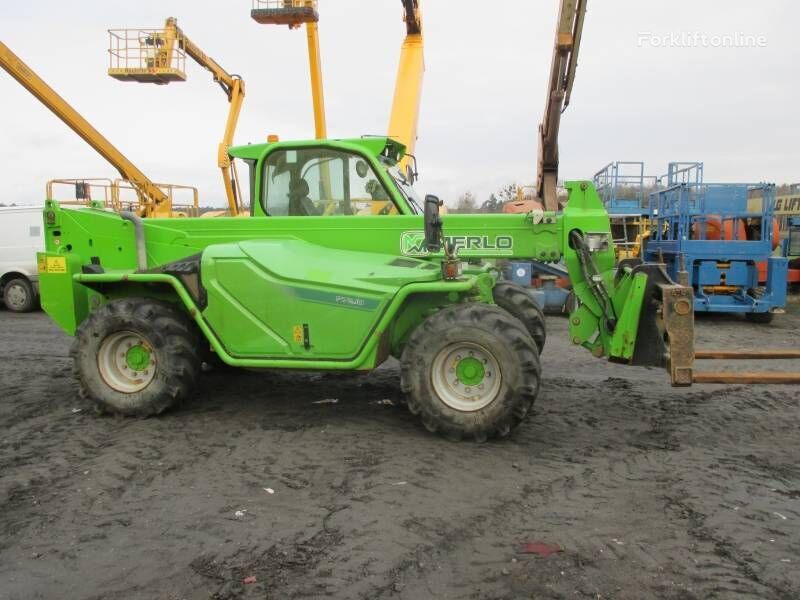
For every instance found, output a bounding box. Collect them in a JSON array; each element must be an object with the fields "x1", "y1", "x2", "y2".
[{"x1": 2, "y1": 1, "x2": 798, "y2": 208}]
